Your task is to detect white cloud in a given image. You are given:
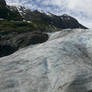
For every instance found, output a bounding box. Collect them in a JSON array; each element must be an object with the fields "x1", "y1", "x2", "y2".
[
  {"x1": 6, "y1": 0, "x2": 92, "y2": 28},
  {"x1": 67, "y1": 0, "x2": 92, "y2": 15}
]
